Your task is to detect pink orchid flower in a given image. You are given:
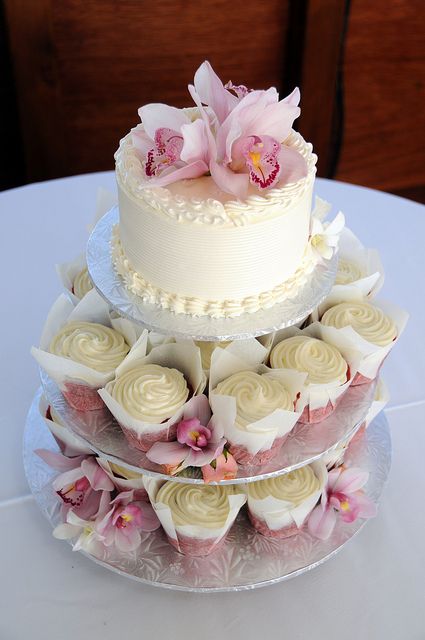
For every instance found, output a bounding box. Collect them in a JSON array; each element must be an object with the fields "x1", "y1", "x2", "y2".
[
  {"x1": 308, "y1": 466, "x2": 377, "y2": 541},
  {"x1": 132, "y1": 103, "x2": 210, "y2": 187},
  {"x1": 189, "y1": 61, "x2": 307, "y2": 198},
  {"x1": 95, "y1": 490, "x2": 160, "y2": 552},
  {"x1": 201, "y1": 450, "x2": 238, "y2": 483},
  {"x1": 36, "y1": 449, "x2": 115, "y2": 520},
  {"x1": 146, "y1": 395, "x2": 226, "y2": 475}
]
